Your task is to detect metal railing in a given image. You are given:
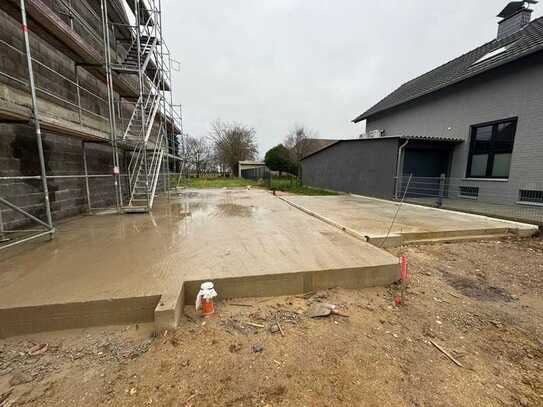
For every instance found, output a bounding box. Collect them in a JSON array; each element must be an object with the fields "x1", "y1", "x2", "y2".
[
  {"x1": 0, "y1": 38, "x2": 110, "y2": 125},
  {"x1": 395, "y1": 175, "x2": 543, "y2": 225},
  {"x1": 53, "y1": 0, "x2": 104, "y2": 52}
]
